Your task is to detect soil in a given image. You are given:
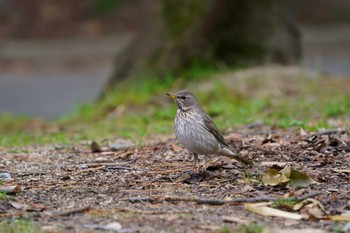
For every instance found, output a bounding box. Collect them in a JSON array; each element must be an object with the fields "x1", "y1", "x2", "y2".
[{"x1": 1, "y1": 126, "x2": 349, "y2": 232}]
